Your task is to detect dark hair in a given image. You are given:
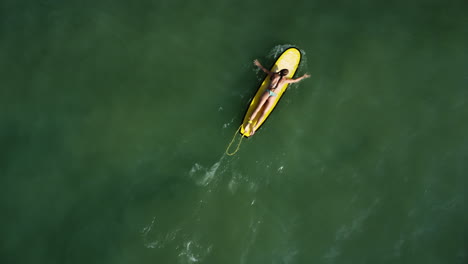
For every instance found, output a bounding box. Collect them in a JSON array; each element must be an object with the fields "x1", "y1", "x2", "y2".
[{"x1": 279, "y1": 69, "x2": 289, "y2": 76}]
